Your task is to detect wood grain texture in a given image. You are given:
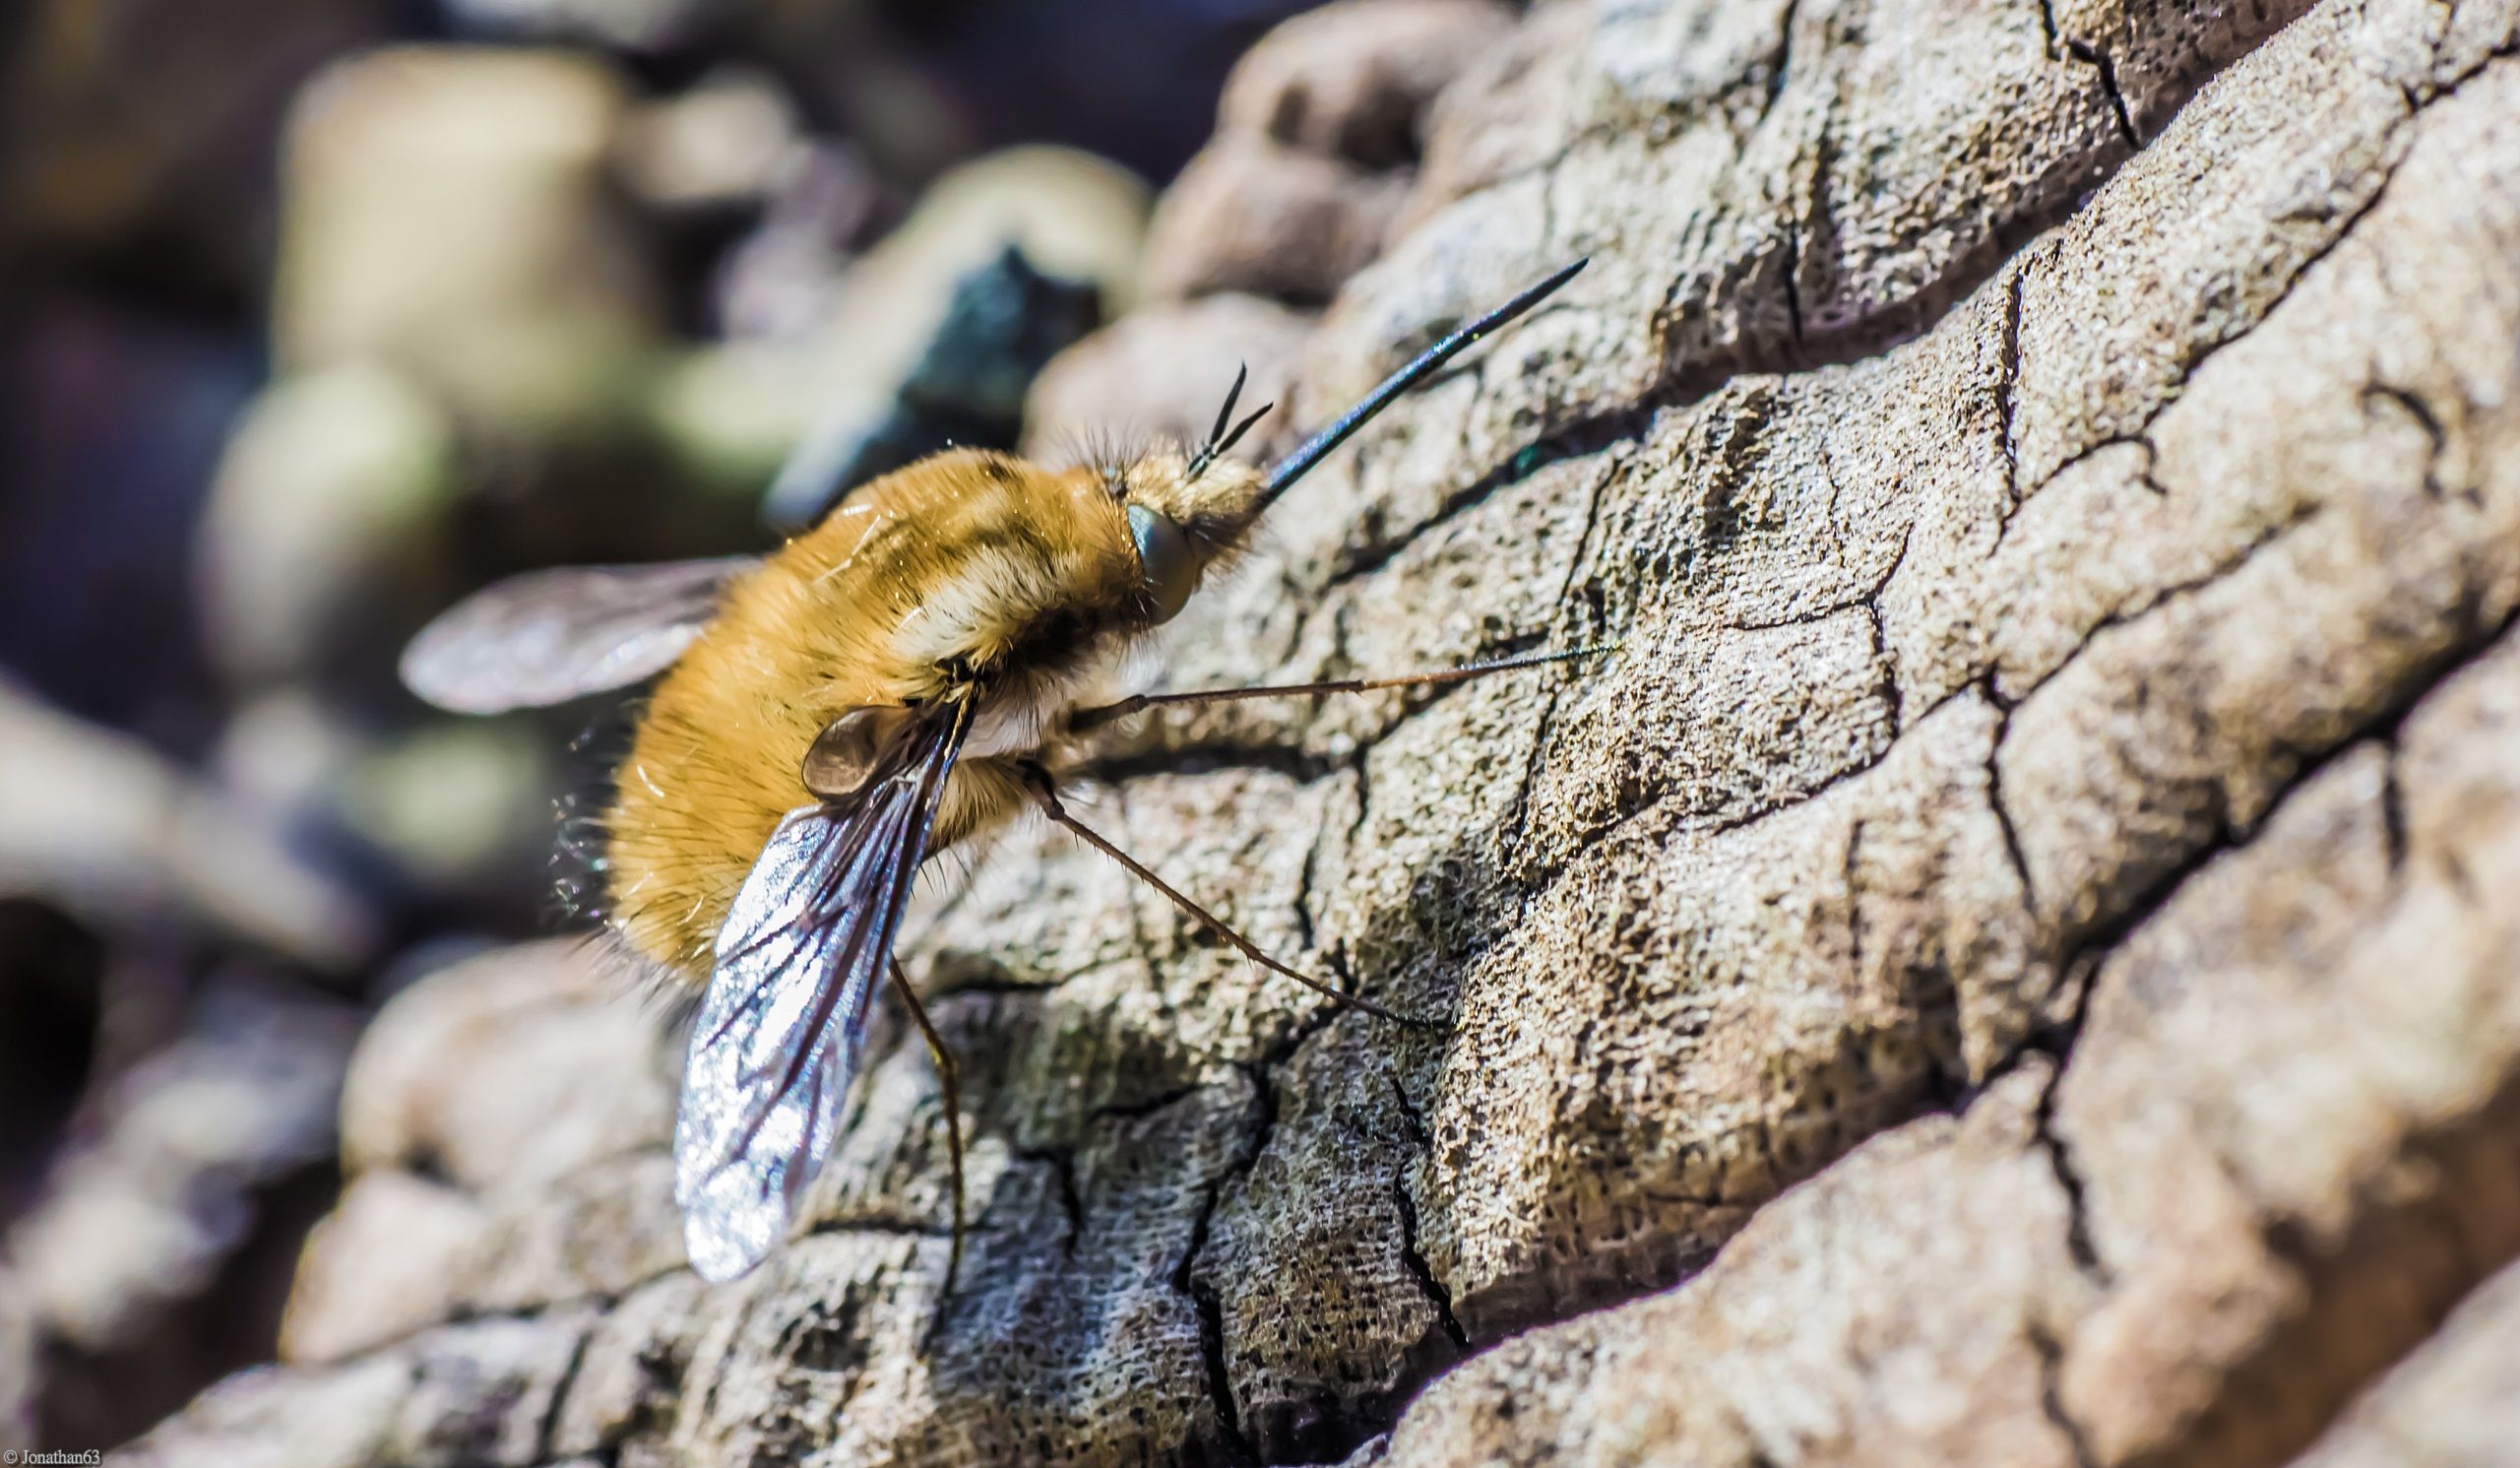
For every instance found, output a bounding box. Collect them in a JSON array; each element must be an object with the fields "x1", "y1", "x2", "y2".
[{"x1": 128, "y1": 0, "x2": 2520, "y2": 1462}]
